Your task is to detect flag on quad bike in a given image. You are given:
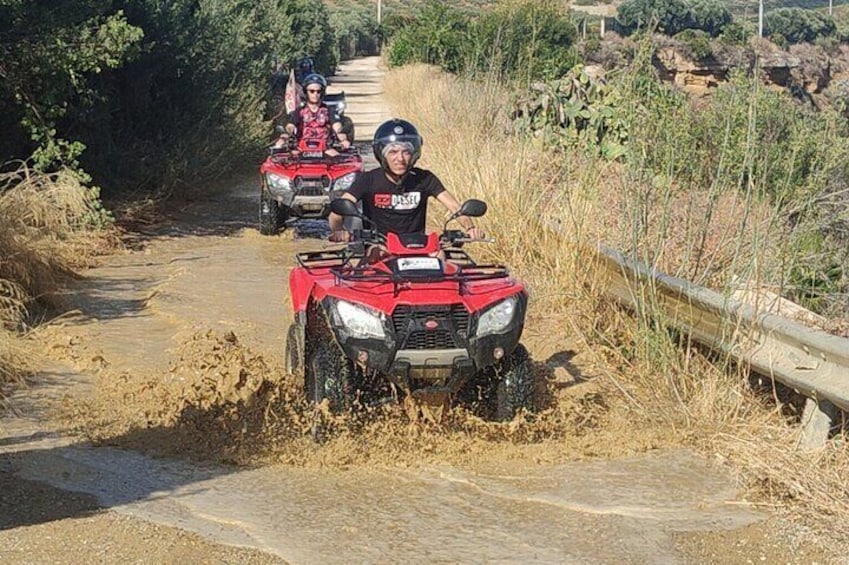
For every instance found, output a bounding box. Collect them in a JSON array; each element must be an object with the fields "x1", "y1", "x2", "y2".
[{"x1": 284, "y1": 68, "x2": 302, "y2": 114}]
